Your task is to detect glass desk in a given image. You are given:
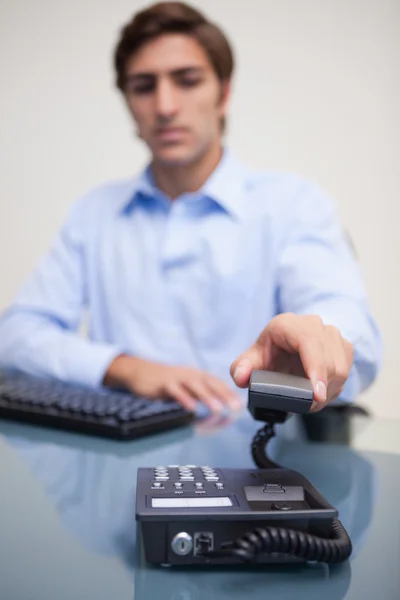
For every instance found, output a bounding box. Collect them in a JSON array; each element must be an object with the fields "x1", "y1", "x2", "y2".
[{"x1": 0, "y1": 409, "x2": 399, "y2": 600}]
